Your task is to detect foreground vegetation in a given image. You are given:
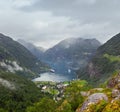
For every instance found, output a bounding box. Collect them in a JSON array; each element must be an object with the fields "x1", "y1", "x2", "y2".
[
  {"x1": 0, "y1": 71, "x2": 45, "y2": 112},
  {"x1": 27, "y1": 71, "x2": 120, "y2": 112},
  {"x1": 0, "y1": 71, "x2": 120, "y2": 112}
]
